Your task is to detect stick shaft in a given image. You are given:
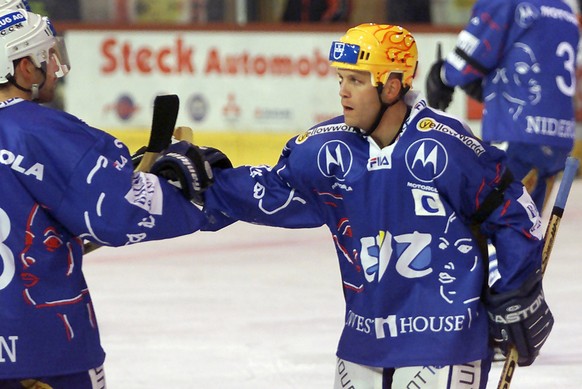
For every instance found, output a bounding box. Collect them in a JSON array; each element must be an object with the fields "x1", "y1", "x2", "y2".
[{"x1": 135, "y1": 94, "x2": 179, "y2": 172}]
